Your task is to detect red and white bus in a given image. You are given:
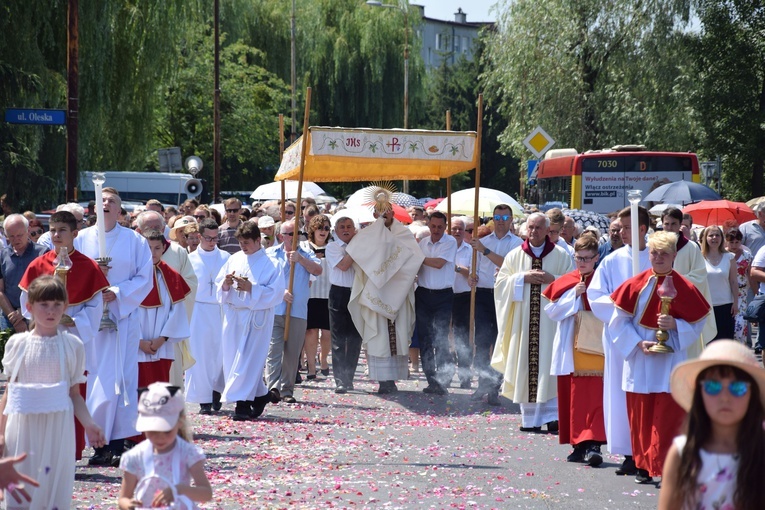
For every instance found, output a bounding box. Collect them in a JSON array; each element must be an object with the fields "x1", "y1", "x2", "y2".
[{"x1": 535, "y1": 145, "x2": 700, "y2": 214}]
